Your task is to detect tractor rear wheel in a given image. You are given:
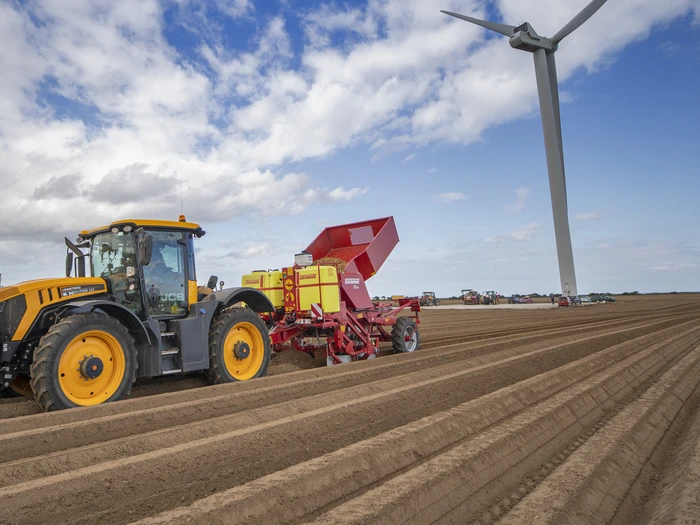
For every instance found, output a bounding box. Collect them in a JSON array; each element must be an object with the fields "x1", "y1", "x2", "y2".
[
  {"x1": 30, "y1": 313, "x2": 137, "y2": 411},
  {"x1": 392, "y1": 317, "x2": 419, "y2": 353},
  {"x1": 206, "y1": 308, "x2": 271, "y2": 384}
]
